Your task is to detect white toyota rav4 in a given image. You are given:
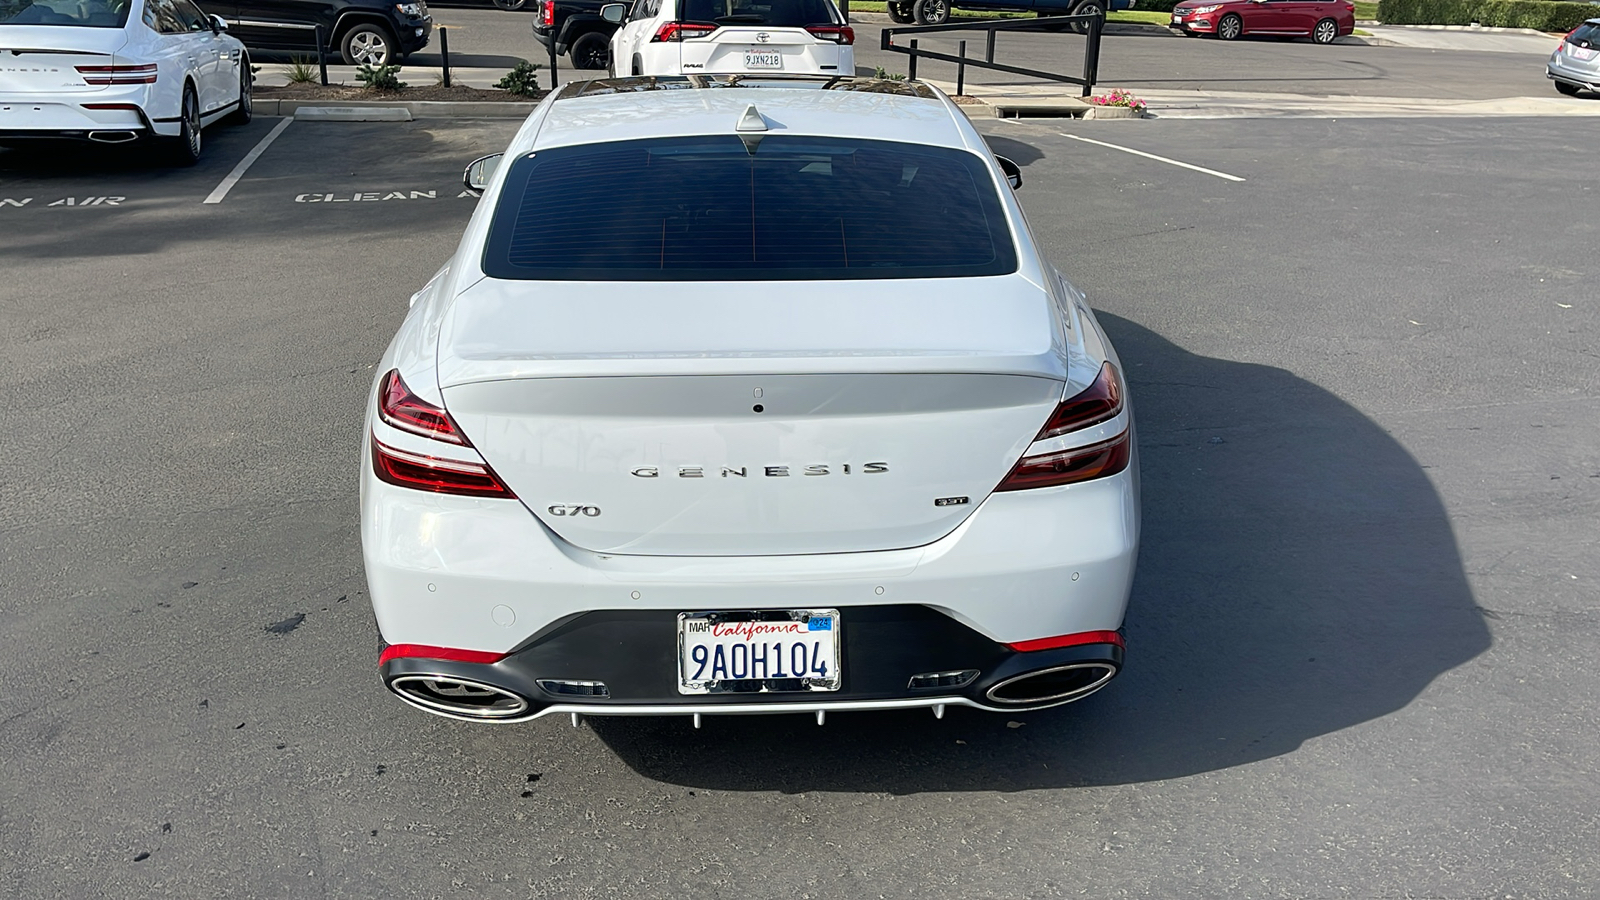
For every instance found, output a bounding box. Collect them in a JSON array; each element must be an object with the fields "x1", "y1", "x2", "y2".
[{"x1": 362, "y1": 76, "x2": 1139, "y2": 726}]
